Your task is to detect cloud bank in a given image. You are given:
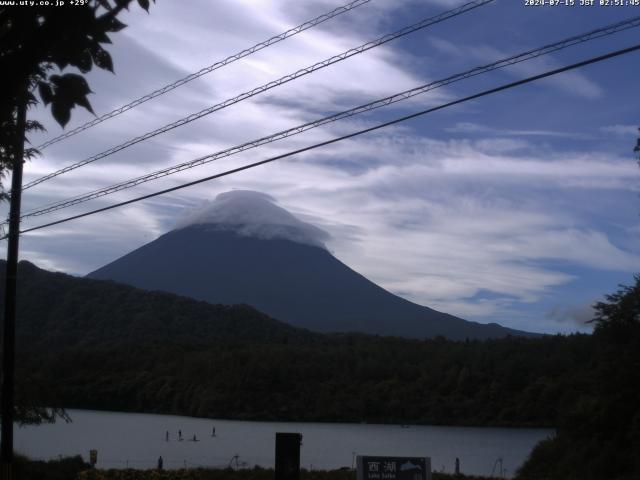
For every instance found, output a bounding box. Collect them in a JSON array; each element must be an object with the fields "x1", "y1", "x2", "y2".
[{"x1": 175, "y1": 190, "x2": 330, "y2": 248}]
